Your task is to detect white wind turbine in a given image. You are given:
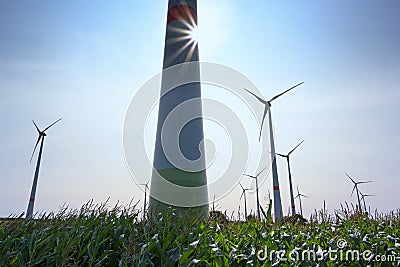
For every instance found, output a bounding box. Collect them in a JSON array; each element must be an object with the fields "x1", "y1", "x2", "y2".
[
  {"x1": 346, "y1": 173, "x2": 372, "y2": 212},
  {"x1": 26, "y1": 118, "x2": 62, "y2": 219},
  {"x1": 245, "y1": 82, "x2": 304, "y2": 220},
  {"x1": 276, "y1": 140, "x2": 304, "y2": 216},
  {"x1": 243, "y1": 167, "x2": 267, "y2": 221},
  {"x1": 239, "y1": 182, "x2": 253, "y2": 220},
  {"x1": 136, "y1": 180, "x2": 150, "y2": 221},
  {"x1": 359, "y1": 191, "x2": 375, "y2": 213},
  {"x1": 295, "y1": 185, "x2": 307, "y2": 217}
]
